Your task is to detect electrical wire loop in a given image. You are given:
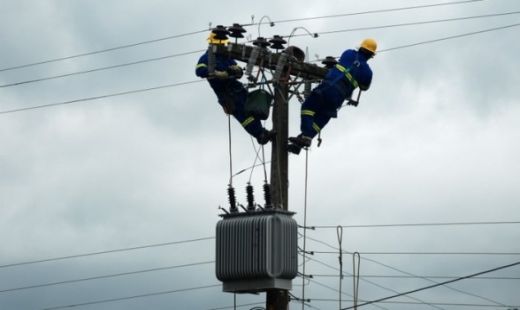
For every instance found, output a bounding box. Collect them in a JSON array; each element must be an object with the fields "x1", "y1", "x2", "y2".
[
  {"x1": 352, "y1": 252, "x2": 361, "y2": 309},
  {"x1": 337, "y1": 225, "x2": 344, "y2": 309}
]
